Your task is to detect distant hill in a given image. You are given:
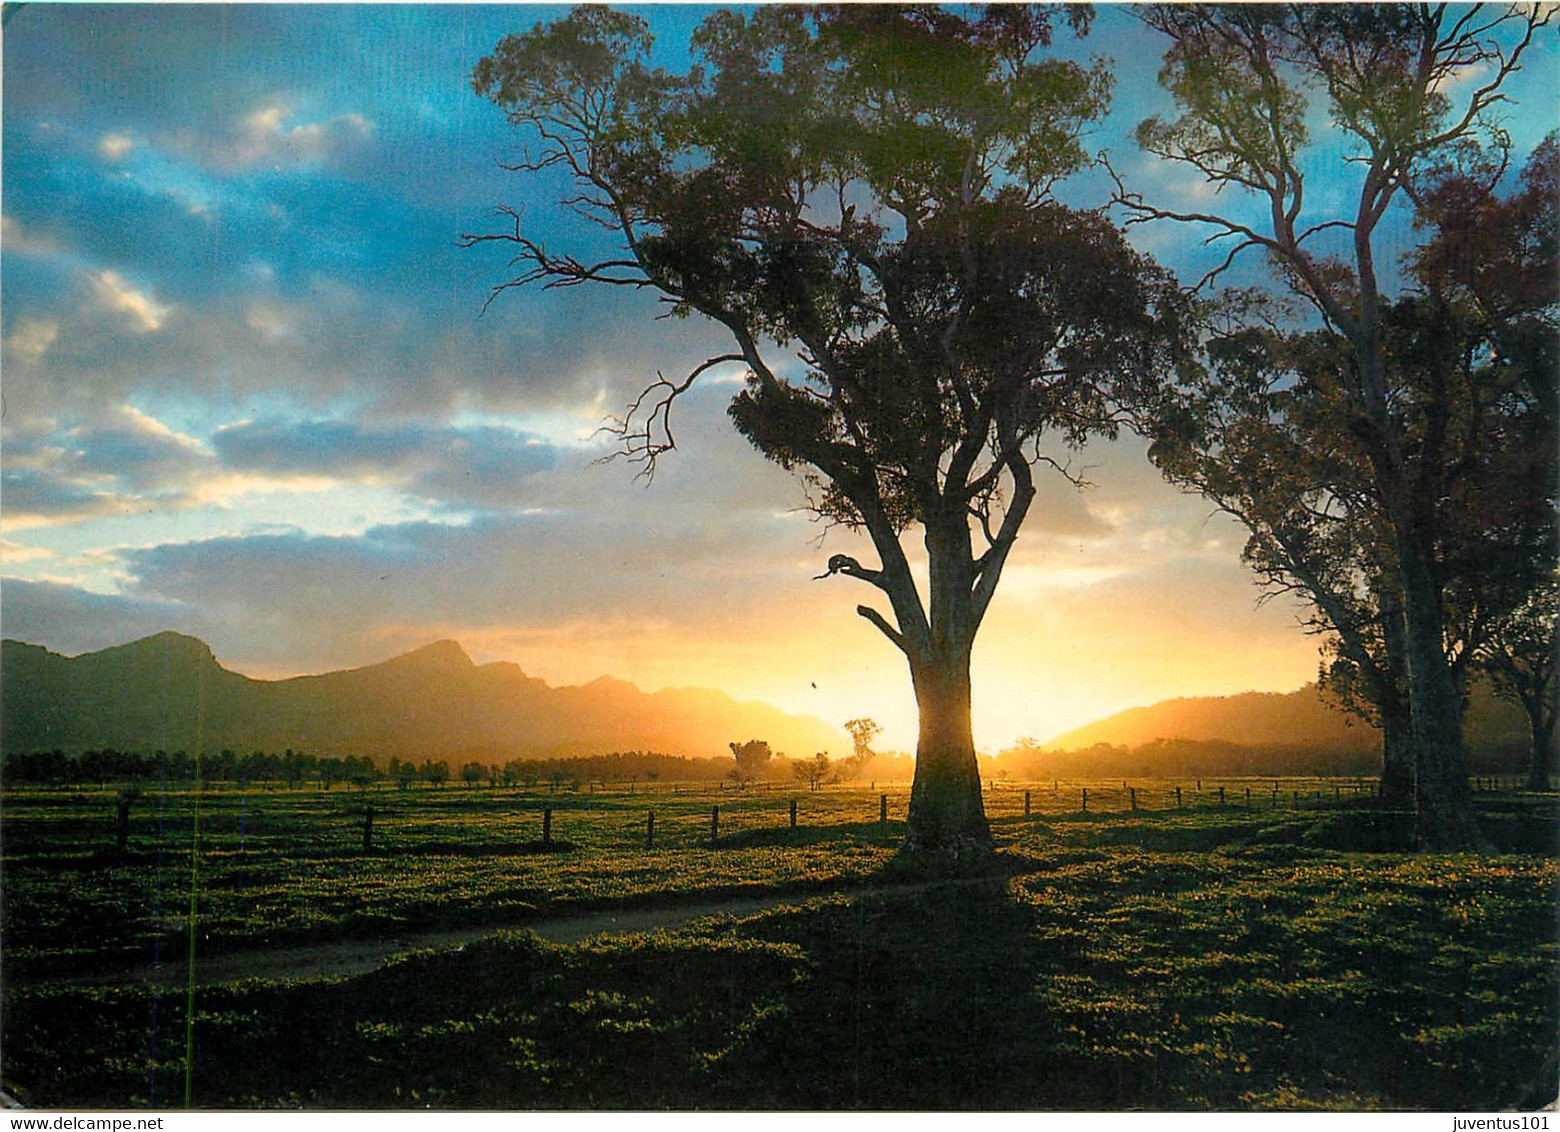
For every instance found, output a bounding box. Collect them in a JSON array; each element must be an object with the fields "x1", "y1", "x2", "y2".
[
  {"x1": 0, "y1": 633, "x2": 845, "y2": 763},
  {"x1": 1043, "y1": 682, "x2": 1528, "y2": 754}
]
